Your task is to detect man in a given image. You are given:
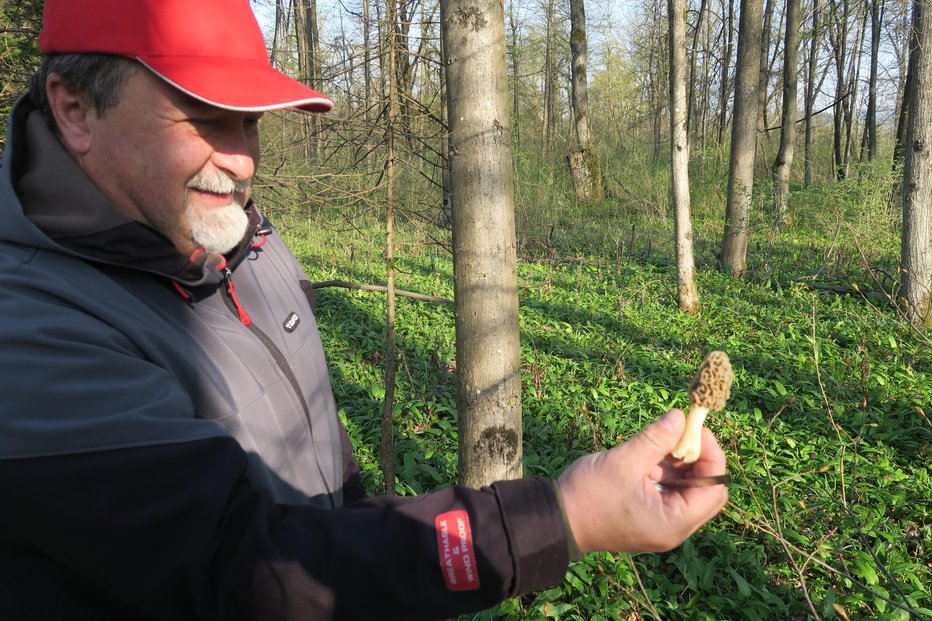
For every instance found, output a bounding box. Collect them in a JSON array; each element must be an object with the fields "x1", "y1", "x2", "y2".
[{"x1": 0, "y1": 0, "x2": 728, "y2": 619}]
